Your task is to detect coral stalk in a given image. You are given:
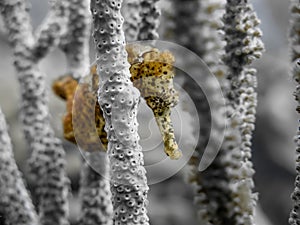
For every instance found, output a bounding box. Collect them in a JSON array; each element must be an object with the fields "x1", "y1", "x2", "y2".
[
  {"x1": 0, "y1": 1, "x2": 70, "y2": 224},
  {"x1": 32, "y1": 0, "x2": 69, "y2": 60},
  {"x1": 221, "y1": 0, "x2": 264, "y2": 224},
  {"x1": 172, "y1": 0, "x2": 231, "y2": 223},
  {"x1": 172, "y1": 0, "x2": 263, "y2": 224},
  {"x1": 53, "y1": 0, "x2": 114, "y2": 222},
  {"x1": 137, "y1": 0, "x2": 161, "y2": 40},
  {"x1": 289, "y1": 1, "x2": 300, "y2": 224},
  {"x1": 172, "y1": 0, "x2": 204, "y2": 56},
  {"x1": 122, "y1": 0, "x2": 142, "y2": 42},
  {"x1": 78, "y1": 153, "x2": 113, "y2": 225},
  {"x1": 60, "y1": 0, "x2": 91, "y2": 79},
  {"x1": 0, "y1": 107, "x2": 39, "y2": 225},
  {"x1": 90, "y1": 0, "x2": 149, "y2": 224}
]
